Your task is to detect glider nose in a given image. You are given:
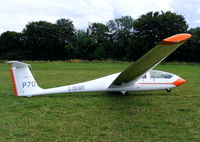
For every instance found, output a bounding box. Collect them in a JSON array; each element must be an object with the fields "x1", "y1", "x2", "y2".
[{"x1": 172, "y1": 77, "x2": 186, "y2": 86}]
